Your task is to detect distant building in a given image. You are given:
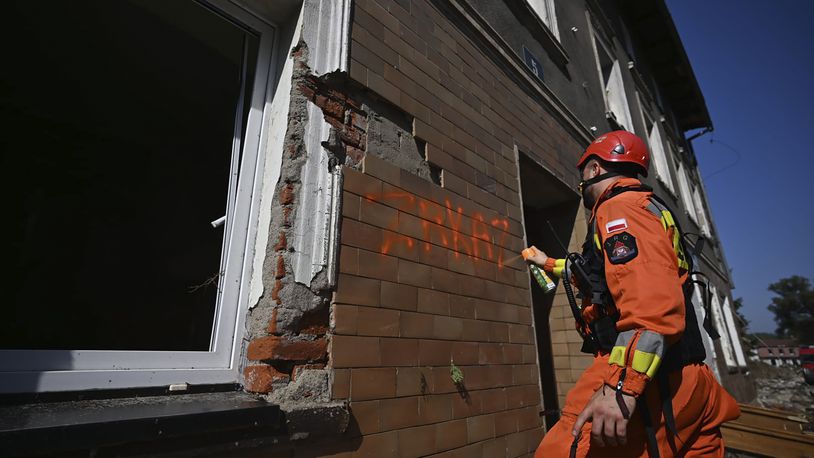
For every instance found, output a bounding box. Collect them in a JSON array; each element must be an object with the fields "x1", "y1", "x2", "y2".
[{"x1": 756, "y1": 339, "x2": 800, "y2": 366}]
